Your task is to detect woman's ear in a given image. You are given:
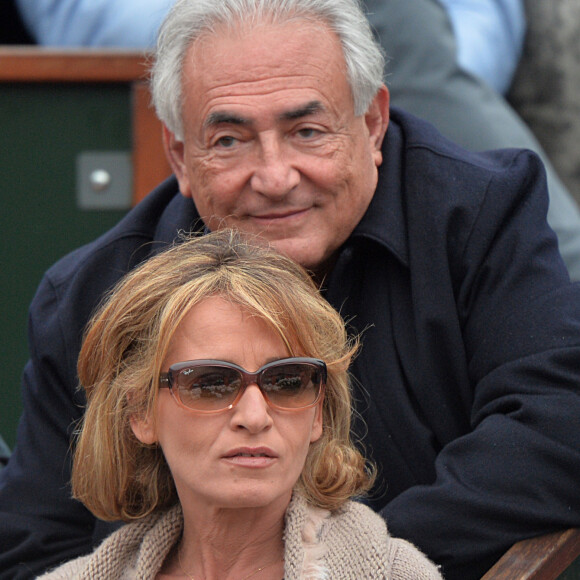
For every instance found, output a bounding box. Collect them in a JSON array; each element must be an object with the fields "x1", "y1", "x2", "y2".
[
  {"x1": 310, "y1": 398, "x2": 324, "y2": 444},
  {"x1": 130, "y1": 412, "x2": 158, "y2": 445}
]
